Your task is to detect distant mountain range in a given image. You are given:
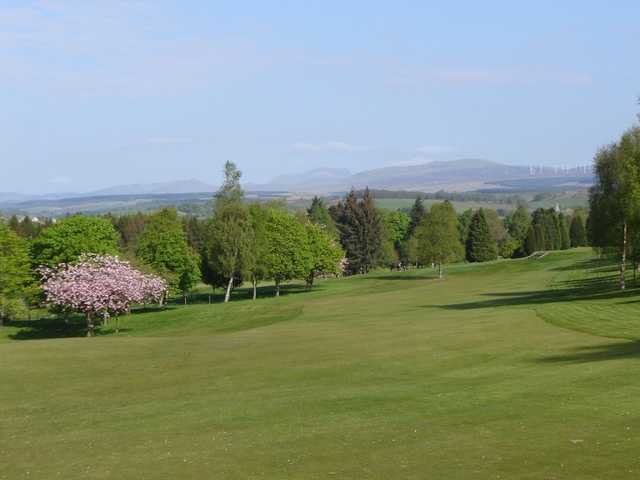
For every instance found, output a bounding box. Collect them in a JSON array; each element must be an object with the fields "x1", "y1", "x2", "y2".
[
  {"x1": 1, "y1": 160, "x2": 594, "y2": 214},
  {"x1": 250, "y1": 159, "x2": 593, "y2": 193}
]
